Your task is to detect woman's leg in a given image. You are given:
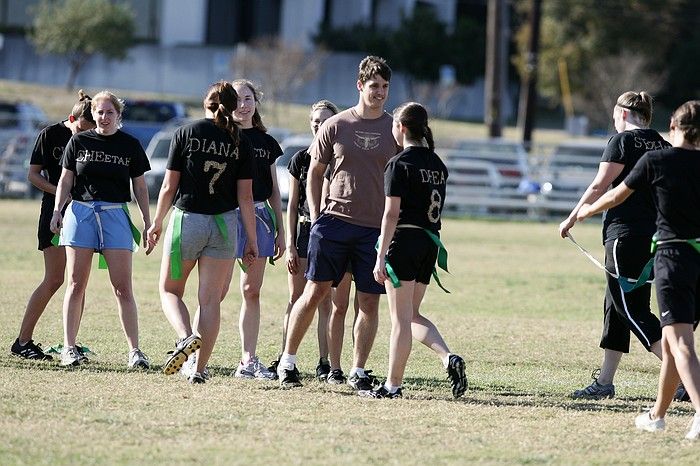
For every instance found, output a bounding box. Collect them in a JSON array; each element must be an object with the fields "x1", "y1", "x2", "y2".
[
  {"x1": 19, "y1": 245, "x2": 66, "y2": 342},
  {"x1": 317, "y1": 291, "x2": 331, "y2": 359},
  {"x1": 195, "y1": 256, "x2": 234, "y2": 372},
  {"x1": 102, "y1": 249, "x2": 141, "y2": 351},
  {"x1": 282, "y1": 258, "x2": 307, "y2": 352},
  {"x1": 652, "y1": 324, "x2": 700, "y2": 418},
  {"x1": 239, "y1": 256, "x2": 267, "y2": 362},
  {"x1": 410, "y1": 283, "x2": 451, "y2": 359},
  {"x1": 158, "y1": 243, "x2": 197, "y2": 339},
  {"x1": 63, "y1": 247, "x2": 93, "y2": 347},
  {"x1": 328, "y1": 272, "x2": 352, "y2": 370},
  {"x1": 386, "y1": 280, "x2": 416, "y2": 388}
]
